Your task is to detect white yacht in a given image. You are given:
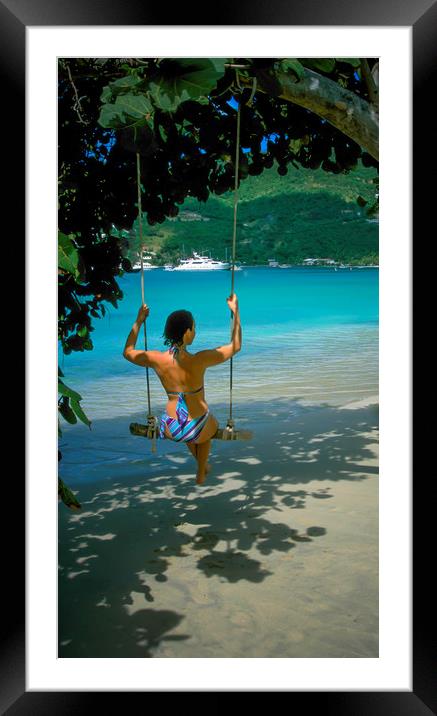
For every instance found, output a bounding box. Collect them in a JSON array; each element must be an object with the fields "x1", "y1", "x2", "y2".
[{"x1": 173, "y1": 252, "x2": 230, "y2": 271}]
